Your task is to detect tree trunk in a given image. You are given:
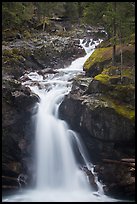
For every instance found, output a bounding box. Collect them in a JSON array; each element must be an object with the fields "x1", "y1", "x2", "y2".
[
  {"x1": 77, "y1": 2, "x2": 82, "y2": 25},
  {"x1": 120, "y1": 44, "x2": 123, "y2": 82},
  {"x1": 112, "y1": 44, "x2": 116, "y2": 66},
  {"x1": 112, "y1": 2, "x2": 116, "y2": 66},
  {"x1": 43, "y1": 17, "x2": 46, "y2": 31}
]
